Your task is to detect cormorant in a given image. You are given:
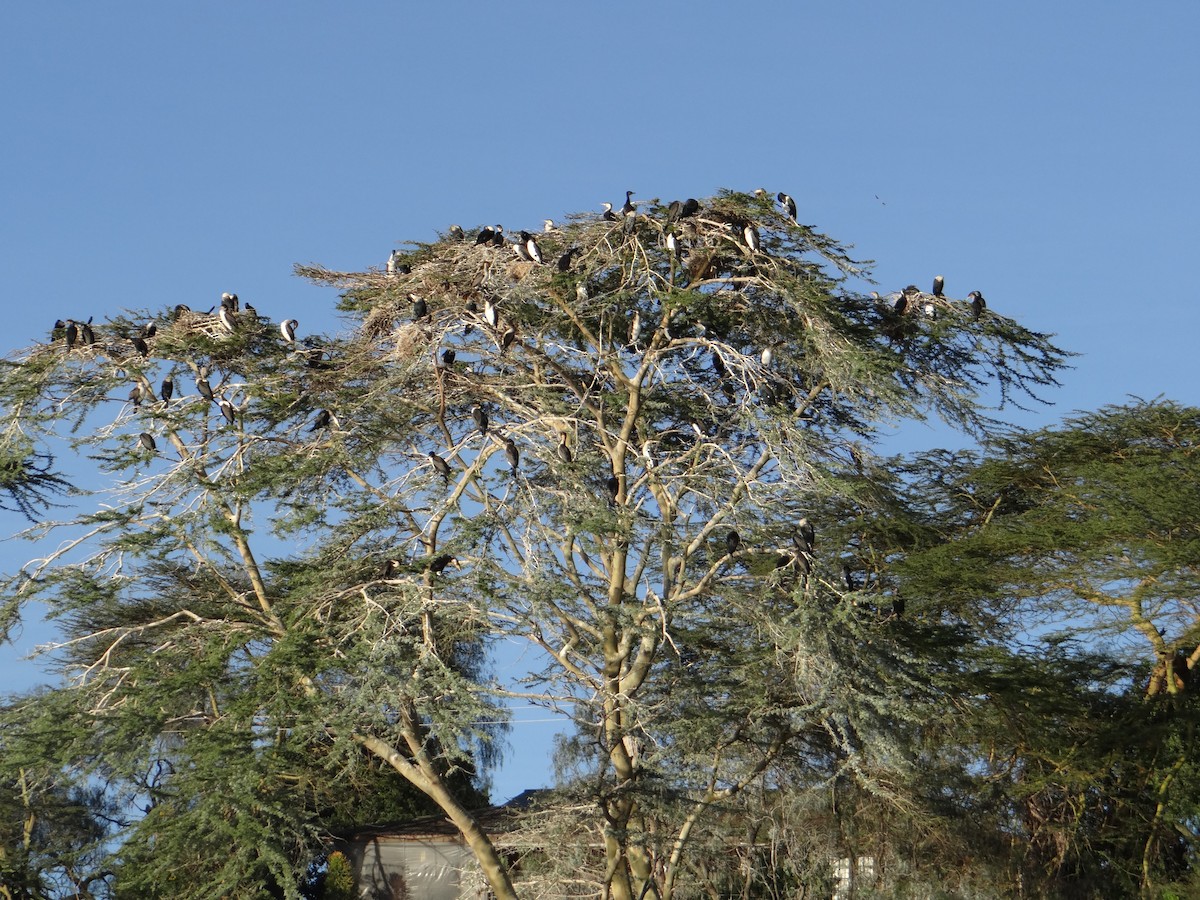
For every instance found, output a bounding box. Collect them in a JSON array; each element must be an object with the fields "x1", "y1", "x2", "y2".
[
  {"x1": 602, "y1": 202, "x2": 618, "y2": 222},
  {"x1": 557, "y1": 246, "x2": 580, "y2": 271},
  {"x1": 761, "y1": 344, "x2": 776, "y2": 368},
  {"x1": 484, "y1": 298, "x2": 499, "y2": 329},
  {"x1": 627, "y1": 311, "x2": 642, "y2": 348},
  {"x1": 441, "y1": 348, "x2": 456, "y2": 368},
  {"x1": 512, "y1": 240, "x2": 531, "y2": 262},
  {"x1": 499, "y1": 324, "x2": 517, "y2": 352},
  {"x1": 967, "y1": 290, "x2": 986, "y2": 317},
  {"x1": 221, "y1": 292, "x2": 239, "y2": 313},
  {"x1": 139, "y1": 433, "x2": 157, "y2": 454},
  {"x1": 65, "y1": 320, "x2": 78, "y2": 349},
  {"x1": 794, "y1": 517, "x2": 815, "y2": 554},
  {"x1": 387, "y1": 249, "x2": 401, "y2": 276},
  {"x1": 667, "y1": 200, "x2": 683, "y2": 223},
  {"x1": 575, "y1": 282, "x2": 588, "y2": 304},
  {"x1": 621, "y1": 190, "x2": 636, "y2": 217},
  {"x1": 218, "y1": 305, "x2": 237, "y2": 334},
  {"x1": 743, "y1": 223, "x2": 761, "y2": 254},
  {"x1": 932, "y1": 274, "x2": 945, "y2": 297},
  {"x1": 893, "y1": 294, "x2": 909, "y2": 316},
  {"x1": 475, "y1": 225, "x2": 503, "y2": 245},
  {"x1": 429, "y1": 452, "x2": 451, "y2": 483},
  {"x1": 160, "y1": 377, "x2": 174, "y2": 404},
  {"x1": 665, "y1": 232, "x2": 679, "y2": 258},
  {"x1": 128, "y1": 385, "x2": 143, "y2": 407},
  {"x1": 605, "y1": 473, "x2": 620, "y2": 501},
  {"x1": 680, "y1": 198, "x2": 700, "y2": 218},
  {"x1": 777, "y1": 192, "x2": 797, "y2": 223},
  {"x1": 79, "y1": 319, "x2": 95, "y2": 345},
  {"x1": 280, "y1": 319, "x2": 298, "y2": 343},
  {"x1": 523, "y1": 231, "x2": 544, "y2": 265},
  {"x1": 543, "y1": 219, "x2": 555, "y2": 232},
  {"x1": 142, "y1": 322, "x2": 157, "y2": 339},
  {"x1": 196, "y1": 377, "x2": 214, "y2": 402},
  {"x1": 429, "y1": 554, "x2": 459, "y2": 574},
  {"x1": 131, "y1": 336, "x2": 149, "y2": 357},
  {"x1": 473, "y1": 404, "x2": 489, "y2": 436},
  {"x1": 504, "y1": 437, "x2": 519, "y2": 473},
  {"x1": 309, "y1": 409, "x2": 332, "y2": 431},
  {"x1": 725, "y1": 529, "x2": 741, "y2": 555},
  {"x1": 218, "y1": 398, "x2": 236, "y2": 425},
  {"x1": 448, "y1": 224, "x2": 465, "y2": 241},
  {"x1": 411, "y1": 295, "x2": 428, "y2": 321},
  {"x1": 557, "y1": 435, "x2": 573, "y2": 464}
]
